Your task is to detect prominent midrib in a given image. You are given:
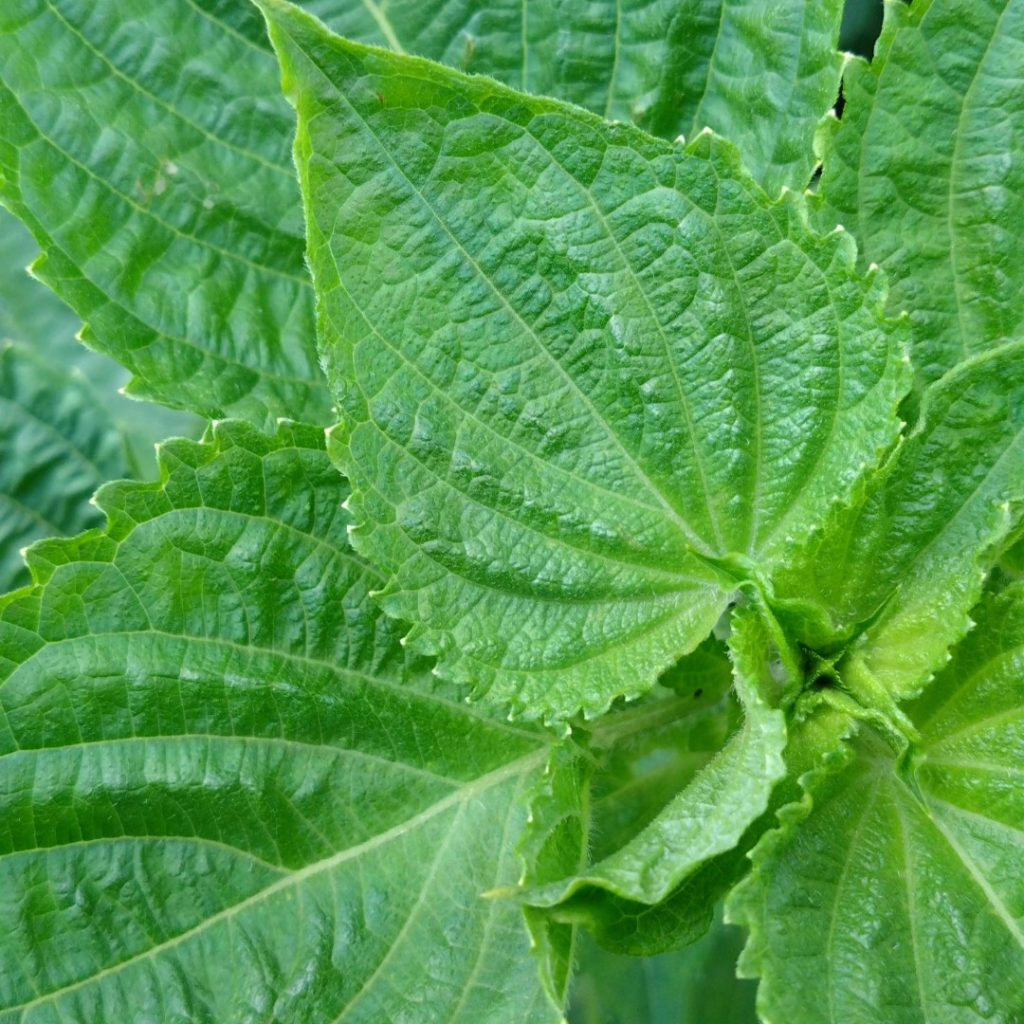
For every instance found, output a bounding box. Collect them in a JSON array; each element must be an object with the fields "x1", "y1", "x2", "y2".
[
  {"x1": 881, "y1": 766, "x2": 1024, "y2": 964},
  {"x1": 360, "y1": 0, "x2": 405, "y2": 52},
  {"x1": 0, "y1": 730, "x2": 459, "y2": 787},
  {"x1": 925, "y1": 799, "x2": 1024, "y2": 953},
  {"x1": 5, "y1": 747, "x2": 548, "y2": 1015}
]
